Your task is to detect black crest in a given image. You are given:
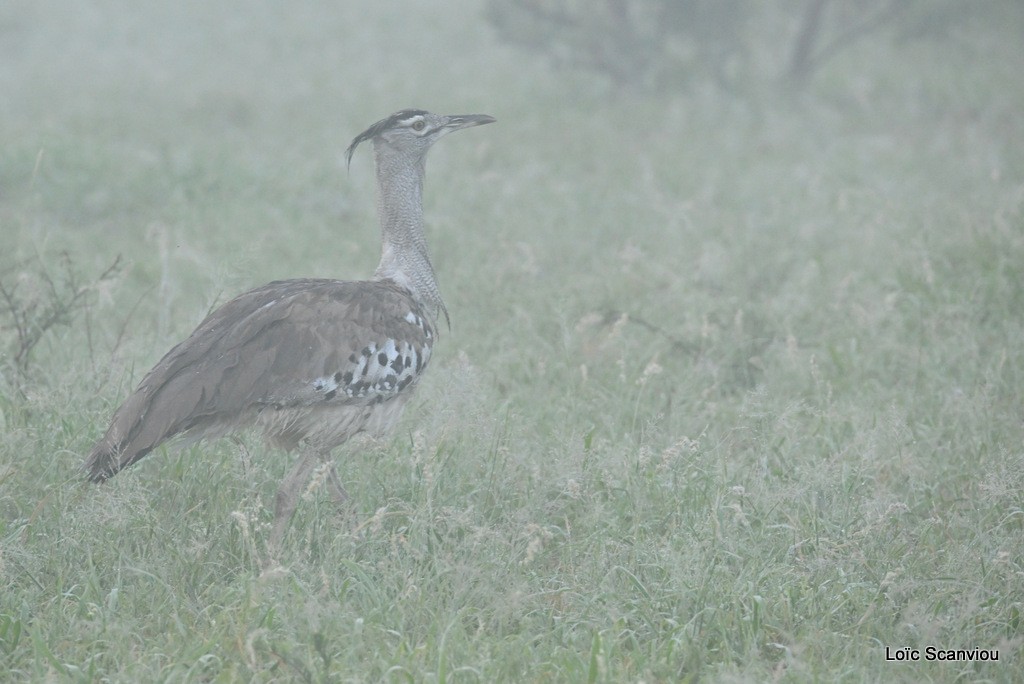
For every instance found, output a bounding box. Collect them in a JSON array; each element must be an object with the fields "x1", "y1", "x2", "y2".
[{"x1": 345, "y1": 109, "x2": 430, "y2": 167}]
